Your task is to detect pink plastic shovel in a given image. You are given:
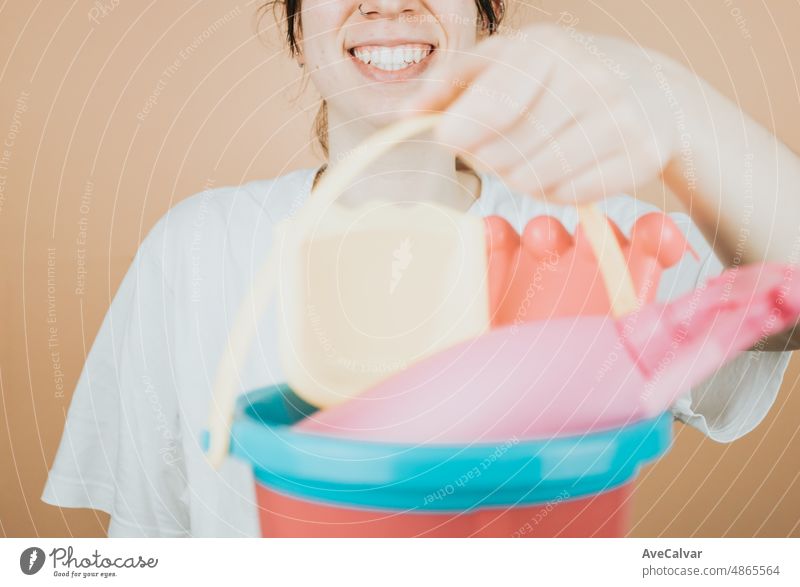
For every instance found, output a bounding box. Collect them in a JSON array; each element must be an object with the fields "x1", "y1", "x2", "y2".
[{"x1": 296, "y1": 262, "x2": 800, "y2": 443}]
